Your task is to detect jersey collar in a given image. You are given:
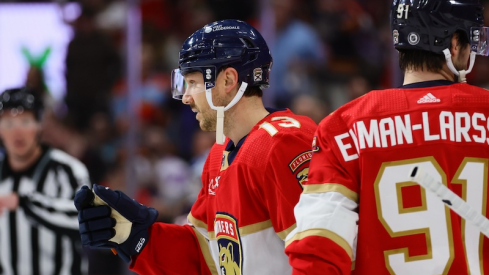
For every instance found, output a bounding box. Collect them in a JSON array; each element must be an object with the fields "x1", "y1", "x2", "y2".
[
  {"x1": 224, "y1": 107, "x2": 285, "y2": 166},
  {"x1": 401, "y1": 80, "x2": 455, "y2": 89}
]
